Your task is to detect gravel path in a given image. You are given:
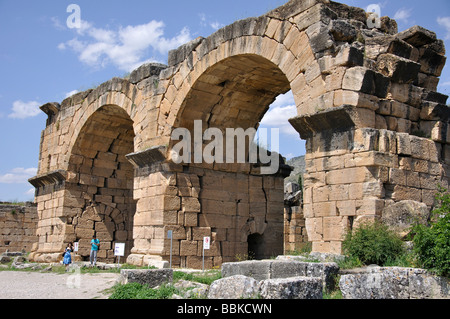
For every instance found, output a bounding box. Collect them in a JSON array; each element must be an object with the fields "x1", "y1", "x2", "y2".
[{"x1": 0, "y1": 271, "x2": 121, "y2": 299}]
